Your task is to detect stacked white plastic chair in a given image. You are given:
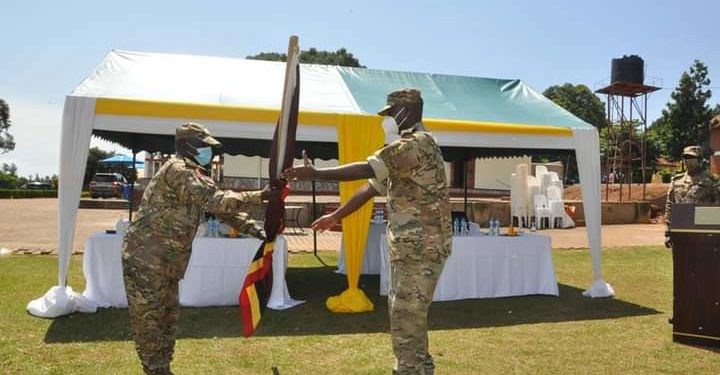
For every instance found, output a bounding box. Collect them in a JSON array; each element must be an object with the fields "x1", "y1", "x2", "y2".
[
  {"x1": 534, "y1": 166, "x2": 548, "y2": 192},
  {"x1": 527, "y1": 176, "x2": 541, "y2": 228},
  {"x1": 533, "y1": 194, "x2": 551, "y2": 229},
  {"x1": 546, "y1": 185, "x2": 564, "y2": 228},
  {"x1": 540, "y1": 172, "x2": 555, "y2": 196},
  {"x1": 510, "y1": 164, "x2": 530, "y2": 227}
]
